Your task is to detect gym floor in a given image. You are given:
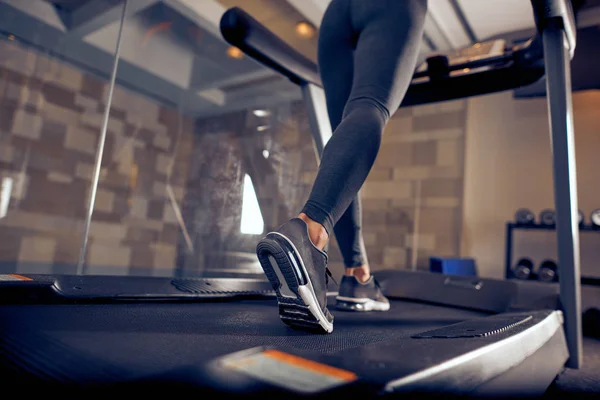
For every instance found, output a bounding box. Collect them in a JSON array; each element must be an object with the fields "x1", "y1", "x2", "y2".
[{"x1": 544, "y1": 337, "x2": 600, "y2": 397}]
